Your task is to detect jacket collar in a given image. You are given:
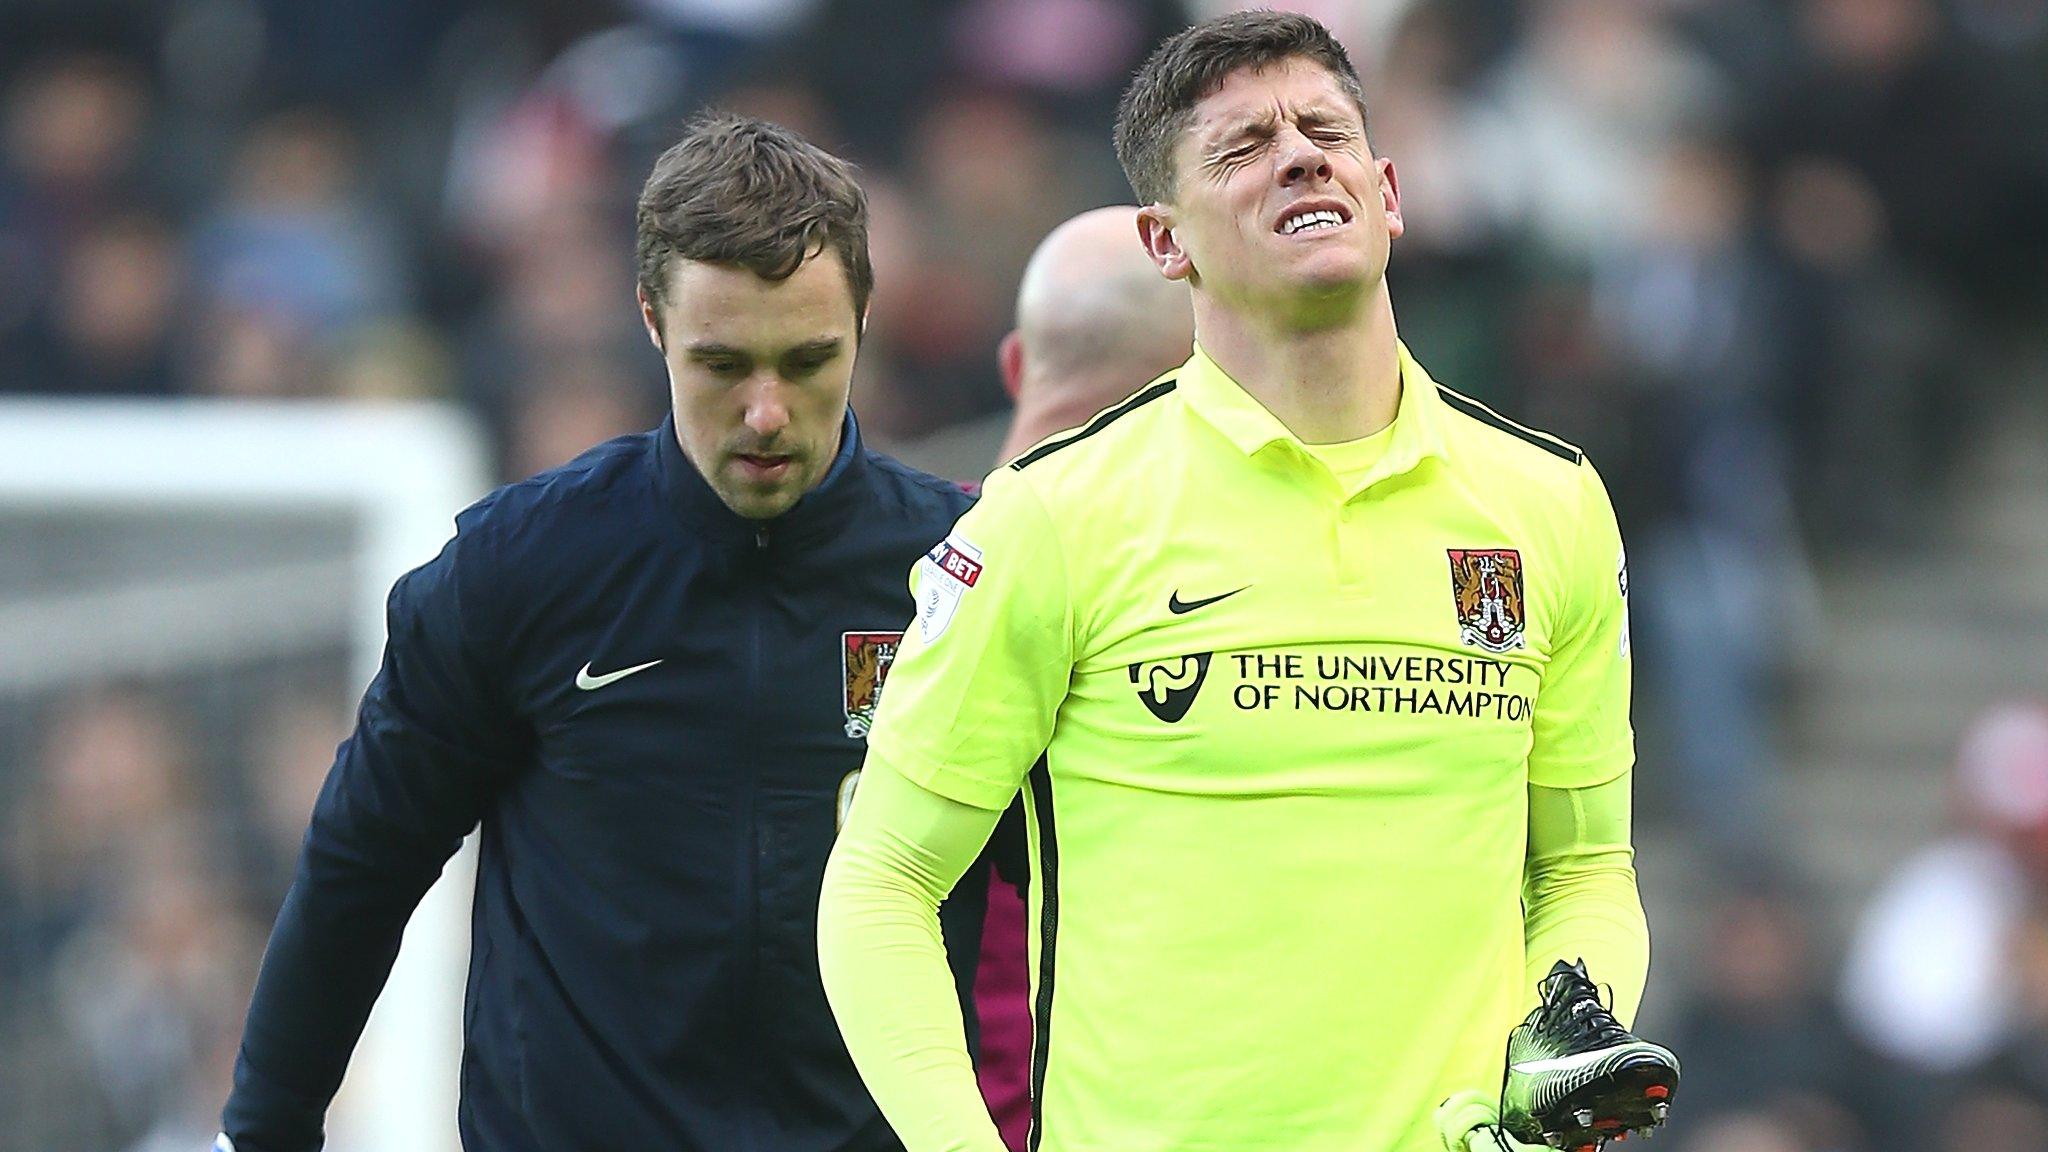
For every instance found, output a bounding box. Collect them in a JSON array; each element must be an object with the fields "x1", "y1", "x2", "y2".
[{"x1": 652, "y1": 408, "x2": 868, "y2": 548}]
